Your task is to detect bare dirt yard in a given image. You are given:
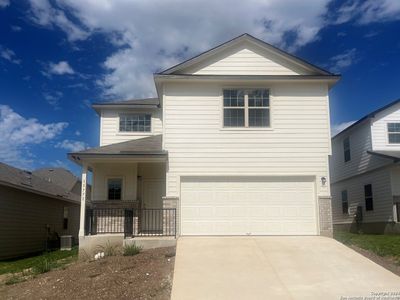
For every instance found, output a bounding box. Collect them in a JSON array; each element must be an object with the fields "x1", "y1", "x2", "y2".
[{"x1": 0, "y1": 247, "x2": 175, "y2": 300}]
